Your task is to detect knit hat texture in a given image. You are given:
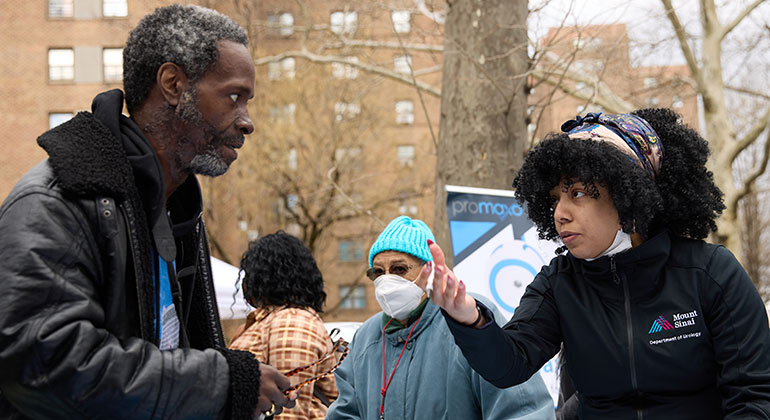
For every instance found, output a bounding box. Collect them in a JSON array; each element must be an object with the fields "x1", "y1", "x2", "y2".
[{"x1": 368, "y1": 216, "x2": 435, "y2": 267}]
